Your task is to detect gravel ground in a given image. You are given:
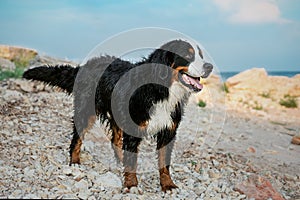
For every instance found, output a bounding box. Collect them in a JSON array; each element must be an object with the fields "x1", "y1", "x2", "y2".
[{"x1": 0, "y1": 79, "x2": 299, "y2": 199}]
